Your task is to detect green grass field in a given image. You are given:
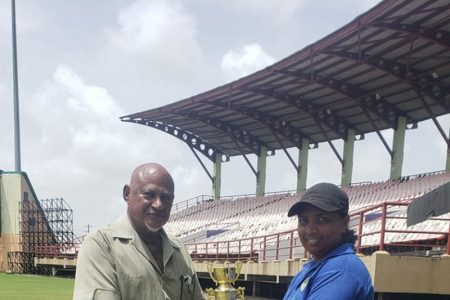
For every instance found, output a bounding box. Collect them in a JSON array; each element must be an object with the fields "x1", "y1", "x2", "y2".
[{"x1": 0, "y1": 273, "x2": 74, "y2": 300}]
